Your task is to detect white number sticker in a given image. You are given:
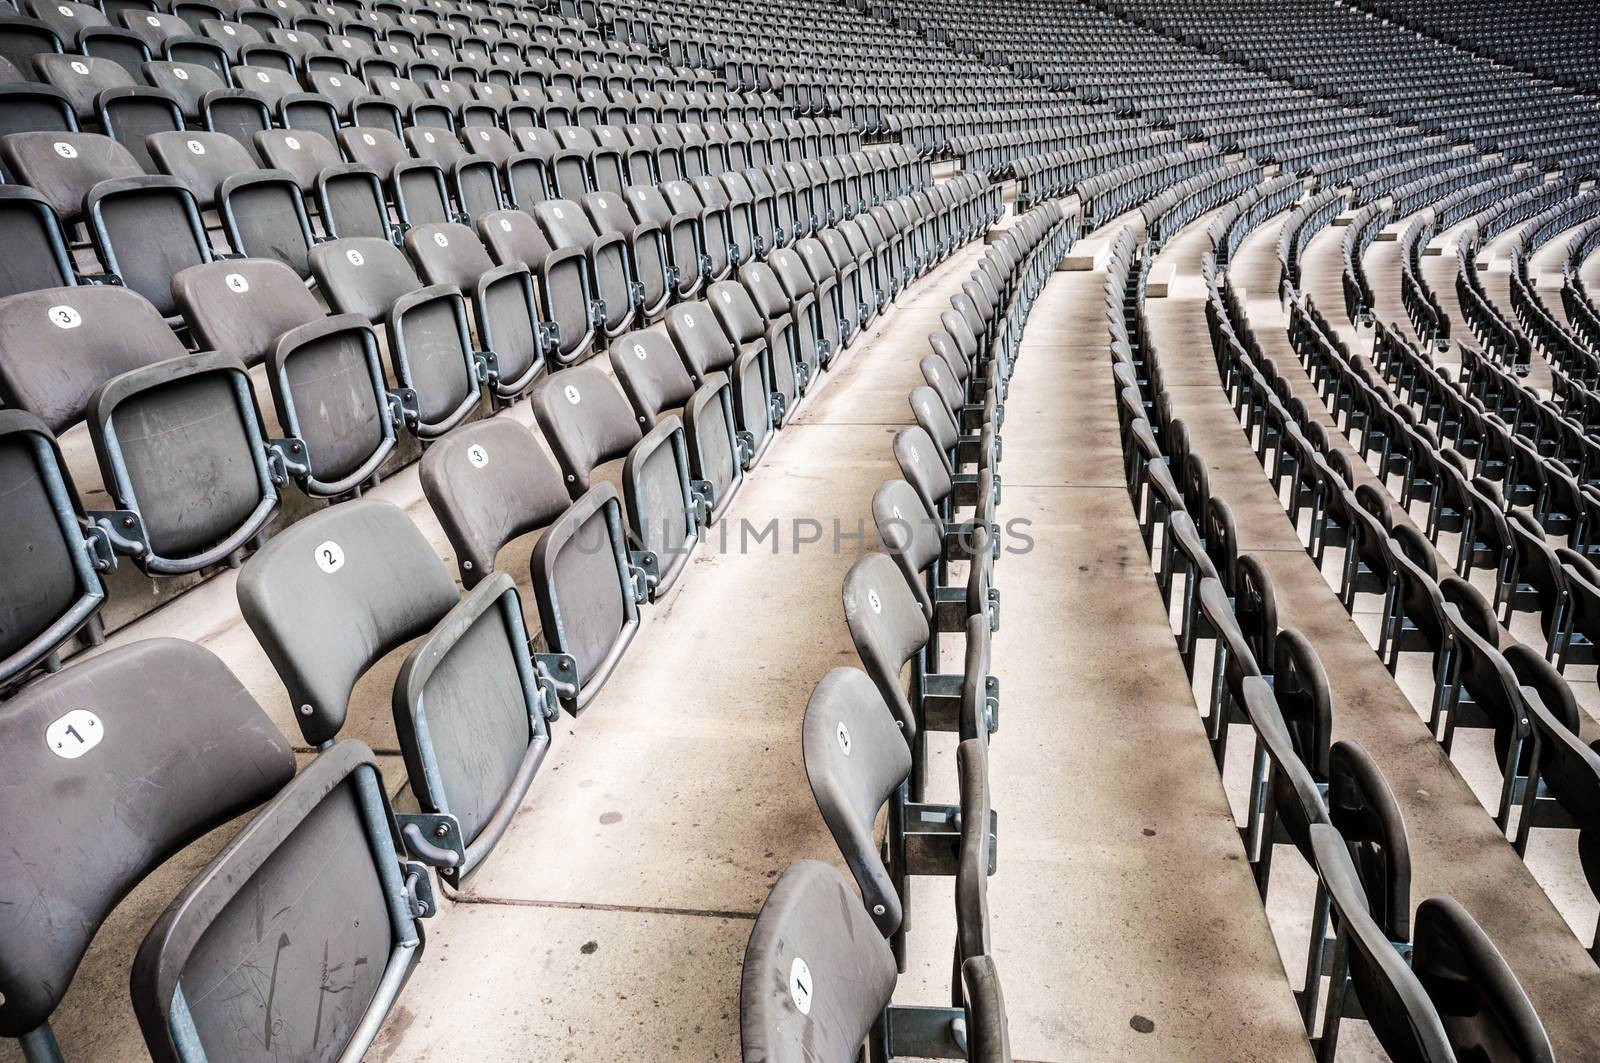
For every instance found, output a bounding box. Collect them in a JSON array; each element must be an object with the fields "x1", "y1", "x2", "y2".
[
  {"x1": 346, "y1": 249, "x2": 365, "y2": 266},
  {"x1": 362, "y1": 132, "x2": 376, "y2": 145},
  {"x1": 632, "y1": 343, "x2": 647, "y2": 360},
  {"x1": 433, "y1": 231, "x2": 449, "y2": 247},
  {"x1": 314, "y1": 540, "x2": 345, "y2": 573},
  {"x1": 867, "y1": 589, "x2": 881, "y2": 613},
  {"x1": 224, "y1": 272, "x2": 249, "y2": 293},
  {"x1": 70, "y1": 60, "x2": 88, "y2": 75},
  {"x1": 284, "y1": 135, "x2": 301, "y2": 150},
  {"x1": 255, "y1": 71, "x2": 270, "y2": 83},
  {"x1": 46, "y1": 709, "x2": 103, "y2": 760},
  {"x1": 466, "y1": 443, "x2": 489, "y2": 467},
  {"x1": 173, "y1": 67, "x2": 189, "y2": 80},
  {"x1": 836, "y1": 721, "x2": 851, "y2": 756},
  {"x1": 48, "y1": 305, "x2": 81, "y2": 329},
  {"x1": 500, "y1": 218, "x2": 513, "y2": 231},
  {"x1": 788, "y1": 957, "x2": 812, "y2": 1015},
  {"x1": 564, "y1": 384, "x2": 581, "y2": 404},
  {"x1": 187, "y1": 138, "x2": 206, "y2": 155}
]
